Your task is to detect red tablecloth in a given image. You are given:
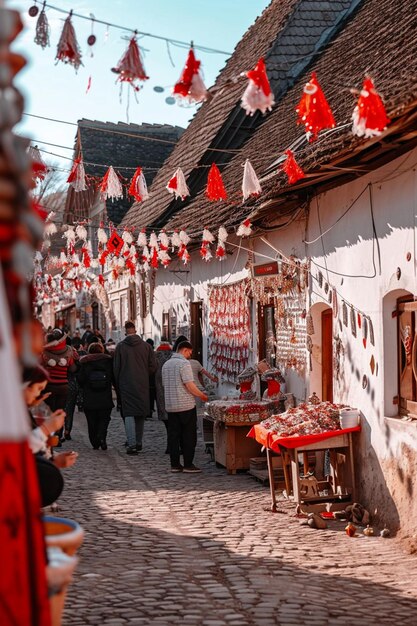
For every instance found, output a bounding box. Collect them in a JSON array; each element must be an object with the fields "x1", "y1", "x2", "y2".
[{"x1": 247, "y1": 423, "x2": 361, "y2": 452}]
